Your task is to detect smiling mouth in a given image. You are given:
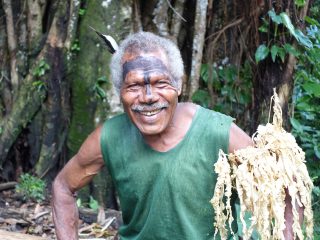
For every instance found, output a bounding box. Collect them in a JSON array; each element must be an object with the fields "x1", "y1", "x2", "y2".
[
  {"x1": 131, "y1": 102, "x2": 169, "y2": 117},
  {"x1": 139, "y1": 109, "x2": 163, "y2": 116}
]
